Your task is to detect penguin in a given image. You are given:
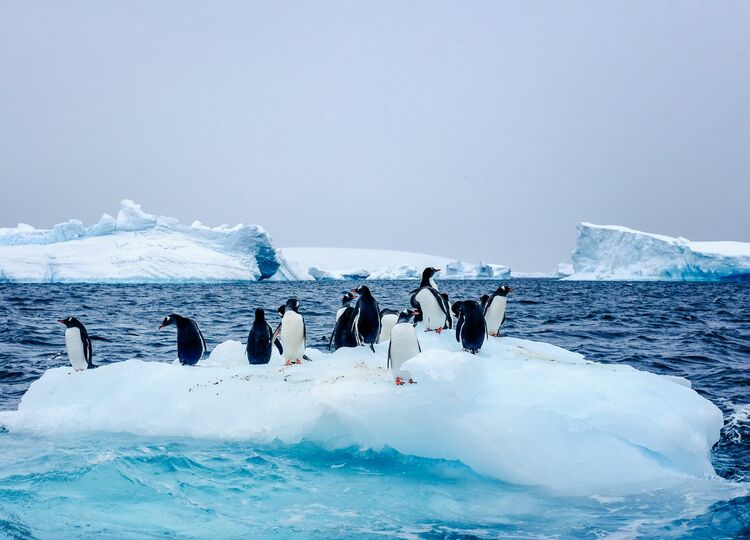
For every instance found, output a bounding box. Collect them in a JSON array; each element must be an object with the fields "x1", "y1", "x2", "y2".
[
  {"x1": 410, "y1": 267, "x2": 448, "y2": 332},
  {"x1": 246, "y1": 308, "x2": 282, "y2": 365},
  {"x1": 387, "y1": 309, "x2": 421, "y2": 385},
  {"x1": 350, "y1": 285, "x2": 381, "y2": 352},
  {"x1": 484, "y1": 285, "x2": 513, "y2": 337},
  {"x1": 57, "y1": 317, "x2": 94, "y2": 371},
  {"x1": 440, "y1": 292, "x2": 453, "y2": 330},
  {"x1": 159, "y1": 314, "x2": 207, "y2": 365},
  {"x1": 454, "y1": 300, "x2": 487, "y2": 354},
  {"x1": 279, "y1": 298, "x2": 306, "y2": 365},
  {"x1": 480, "y1": 294, "x2": 490, "y2": 310},
  {"x1": 329, "y1": 293, "x2": 359, "y2": 351},
  {"x1": 378, "y1": 308, "x2": 399, "y2": 343}
]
